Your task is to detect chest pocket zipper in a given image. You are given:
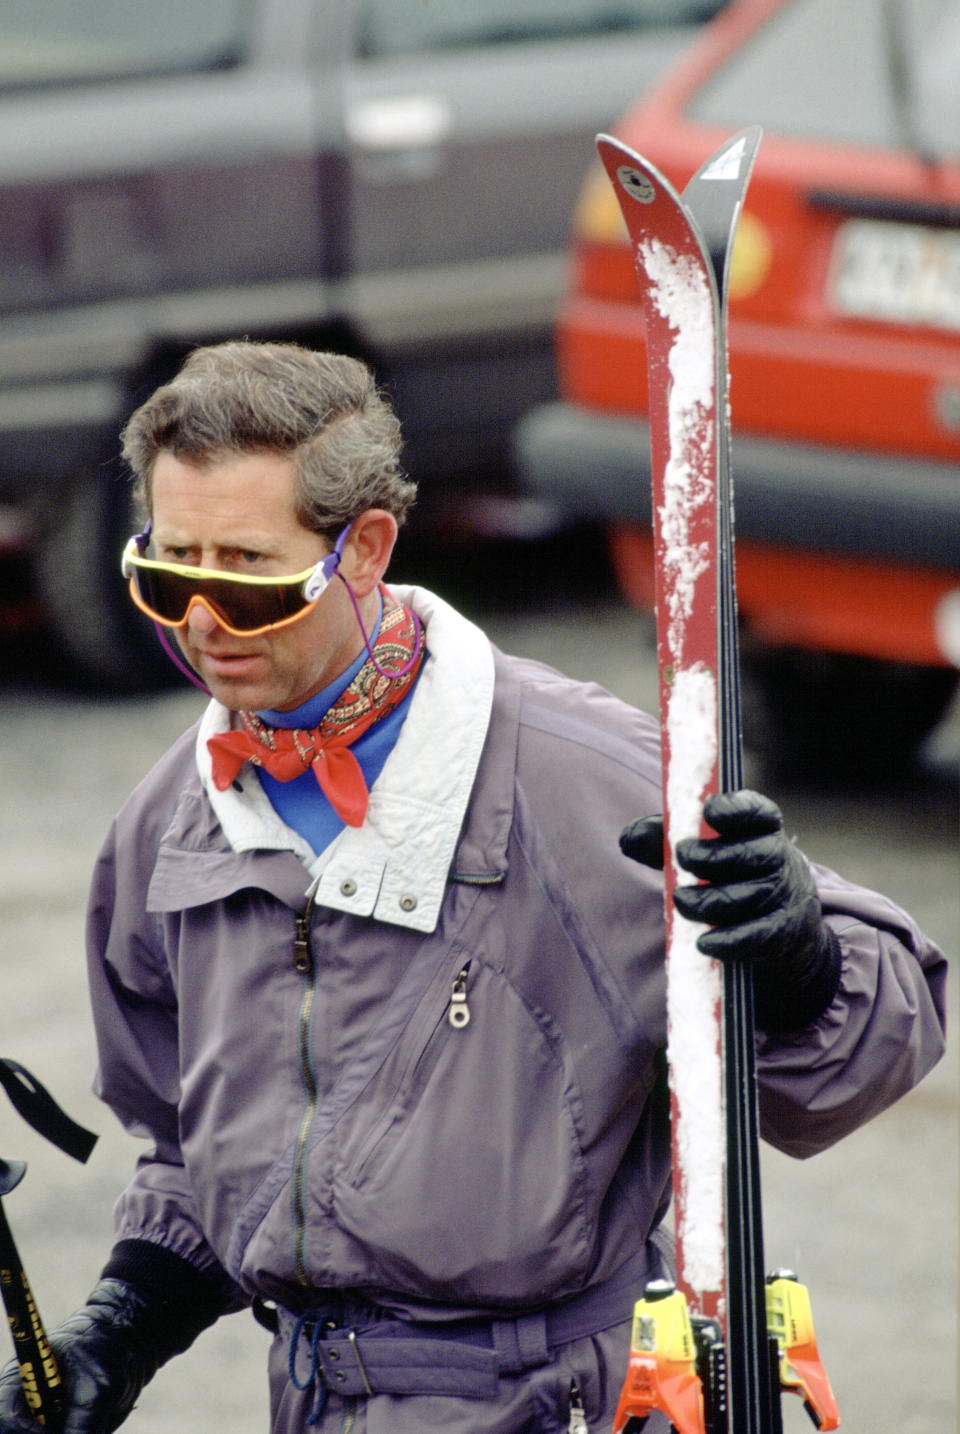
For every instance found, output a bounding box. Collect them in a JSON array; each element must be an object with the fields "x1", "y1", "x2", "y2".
[
  {"x1": 348, "y1": 958, "x2": 475, "y2": 1189},
  {"x1": 448, "y1": 962, "x2": 472, "y2": 1029}
]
